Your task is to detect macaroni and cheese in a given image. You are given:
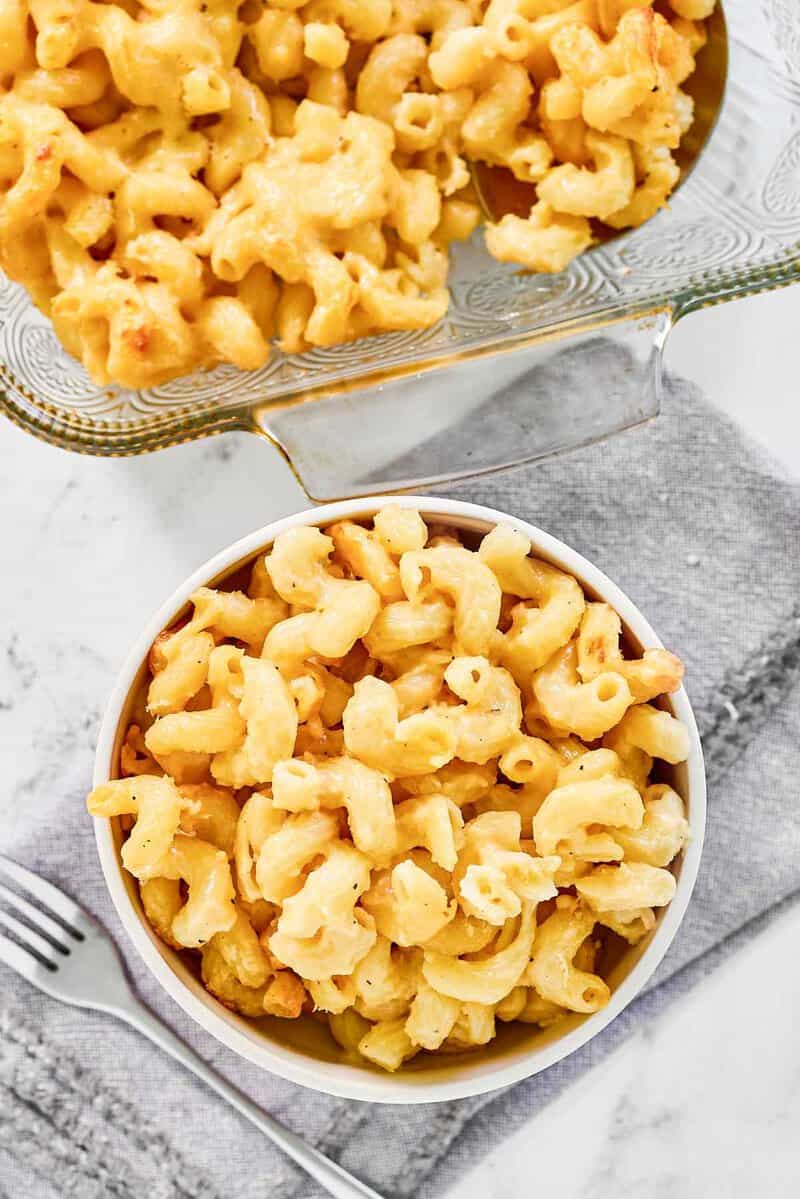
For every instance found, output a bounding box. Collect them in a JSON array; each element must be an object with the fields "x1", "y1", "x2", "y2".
[
  {"x1": 0, "y1": 0, "x2": 714, "y2": 387},
  {"x1": 88, "y1": 506, "x2": 691, "y2": 1071}
]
